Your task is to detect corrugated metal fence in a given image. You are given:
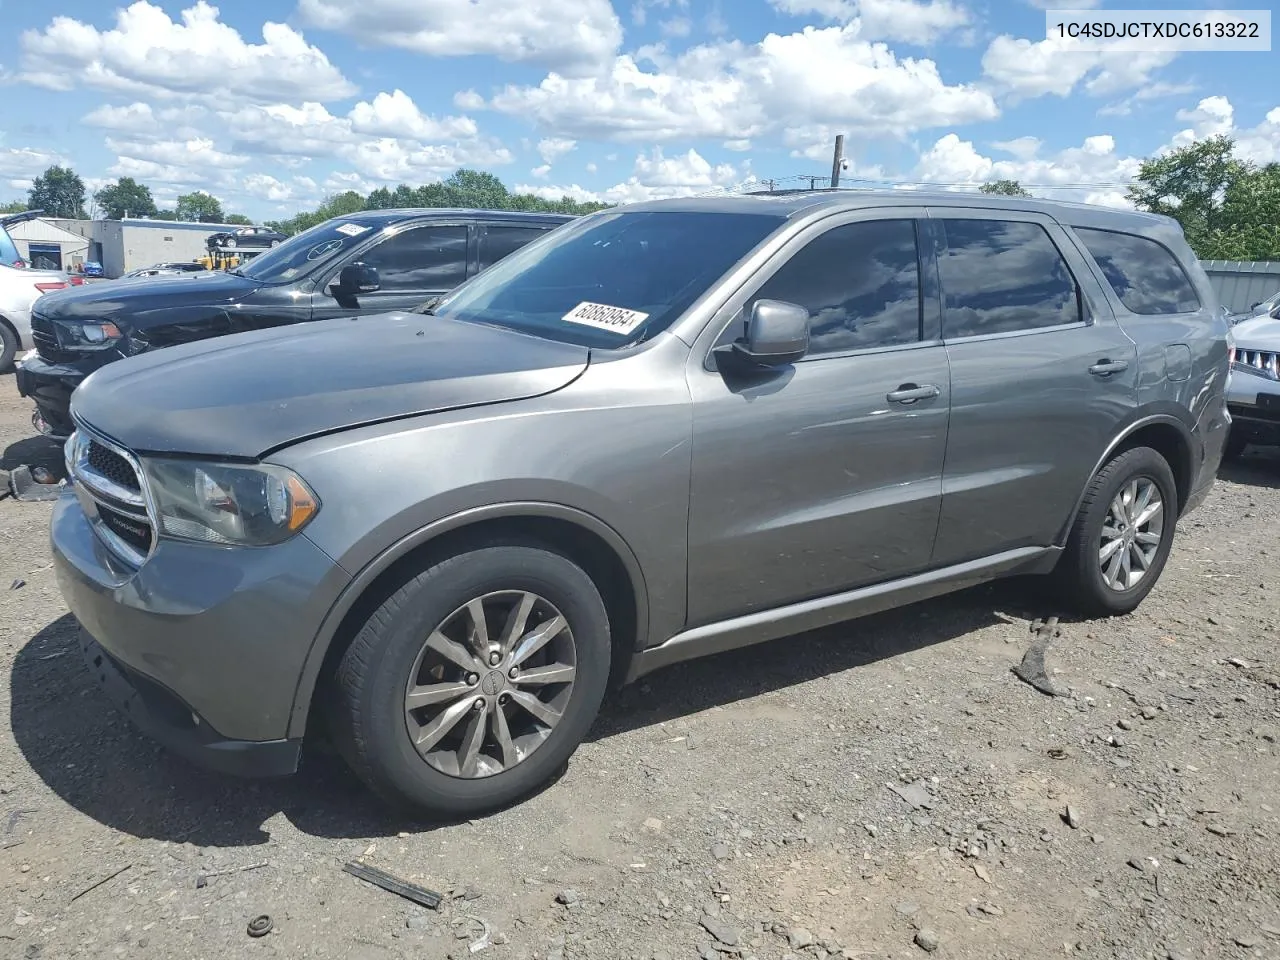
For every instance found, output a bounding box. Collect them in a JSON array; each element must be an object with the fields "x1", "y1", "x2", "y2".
[{"x1": 1200, "y1": 260, "x2": 1280, "y2": 314}]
